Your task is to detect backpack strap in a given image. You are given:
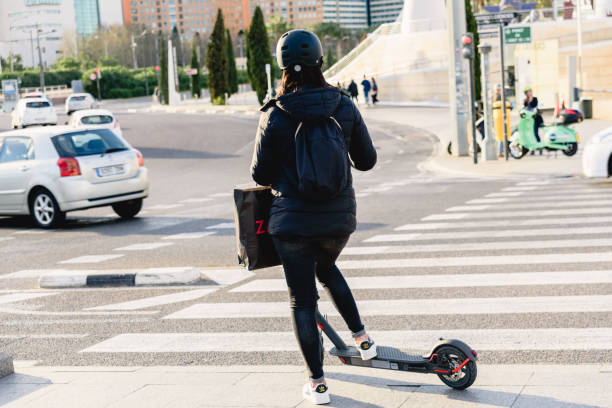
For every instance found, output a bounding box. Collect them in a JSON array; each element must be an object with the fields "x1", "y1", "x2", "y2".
[
  {"x1": 329, "y1": 116, "x2": 342, "y2": 131},
  {"x1": 294, "y1": 122, "x2": 303, "y2": 141}
]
